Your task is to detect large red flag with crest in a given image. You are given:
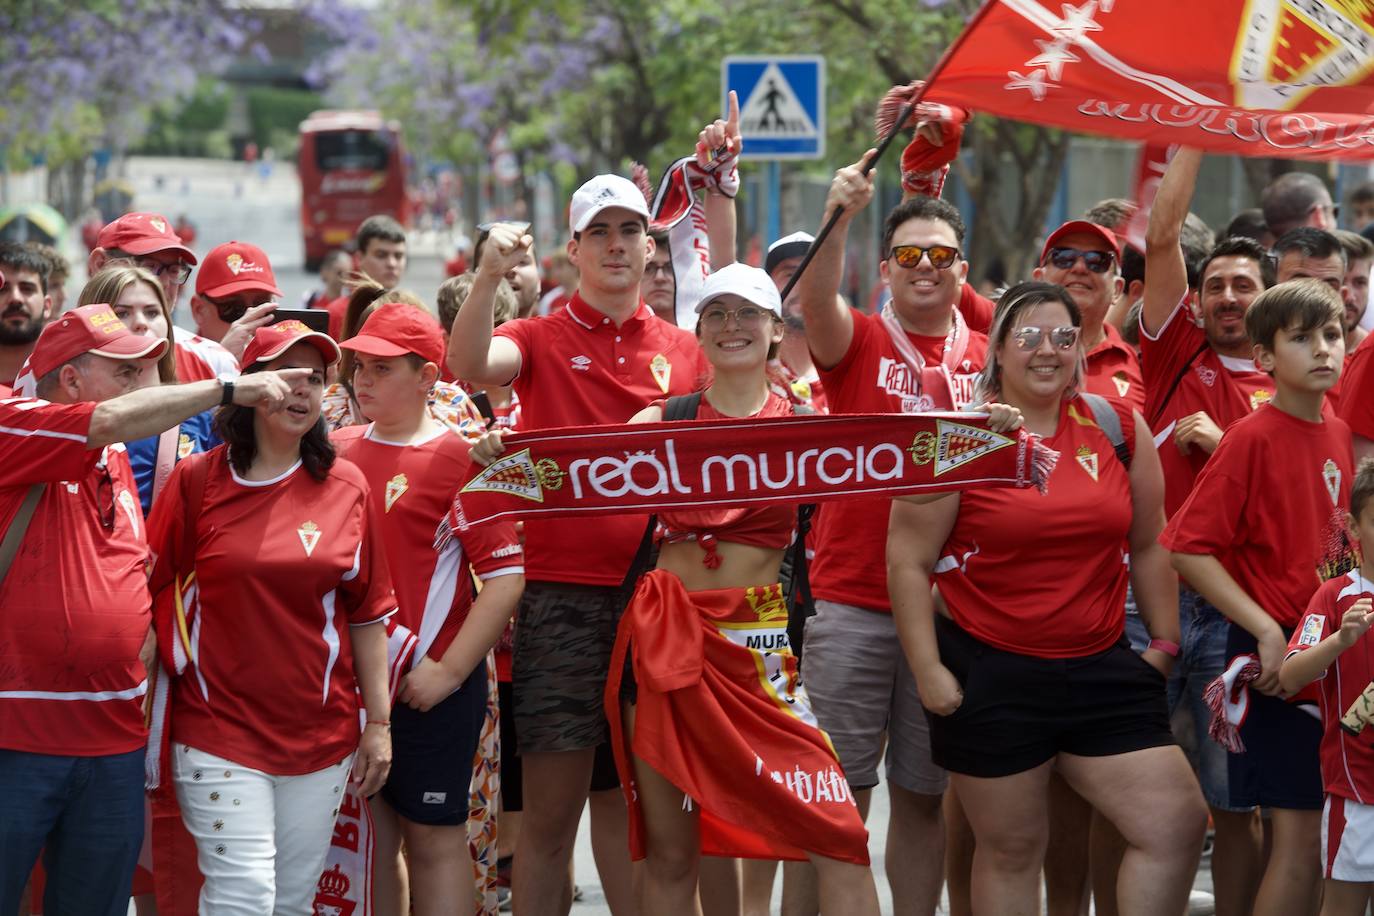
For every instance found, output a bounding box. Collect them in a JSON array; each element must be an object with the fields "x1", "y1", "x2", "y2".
[{"x1": 925, "y1": 0, "x2": 1374, "y2": 159}]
